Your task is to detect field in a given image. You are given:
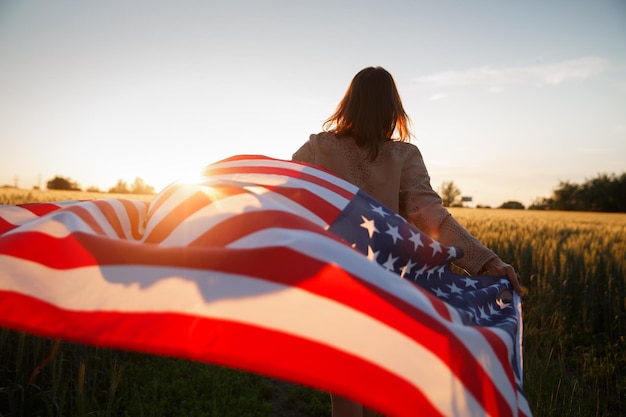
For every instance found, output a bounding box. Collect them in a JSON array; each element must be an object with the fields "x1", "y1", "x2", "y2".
[
  {"x1": 0, "y1": 188, "x2": 155, "y2": 205},
  {"x1": 449, "y1": 208, "x2": 626, "y2": 417},
  {"x1": 1, "y1": 189, "x2": 625, "y2": 416}
]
